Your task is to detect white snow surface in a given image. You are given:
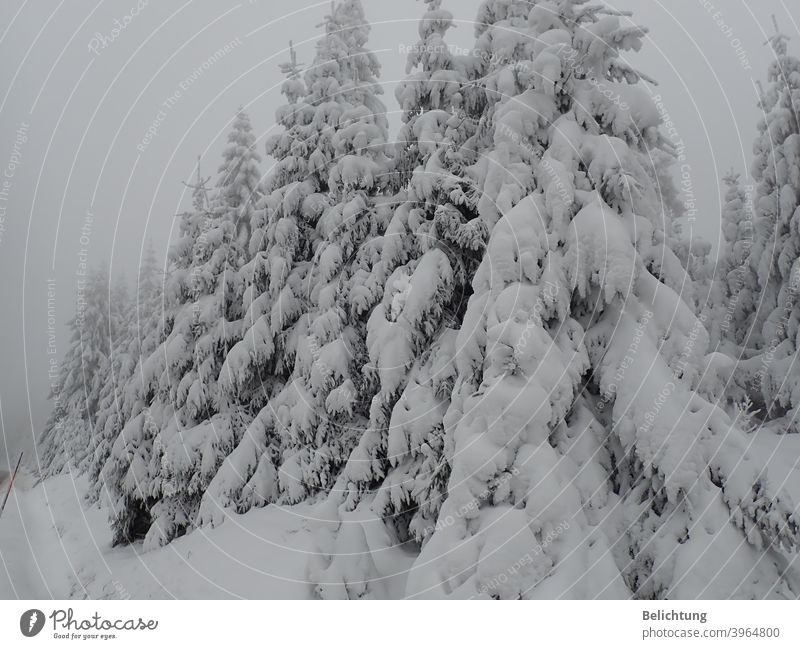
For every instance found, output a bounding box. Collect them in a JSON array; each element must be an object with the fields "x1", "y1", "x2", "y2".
[
  {"x1": 3, "y1": 422, "x2": 799, "y2": 600},
  {"x1": 0, "y1": 473, "x2": 411, "y2": 599}
]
